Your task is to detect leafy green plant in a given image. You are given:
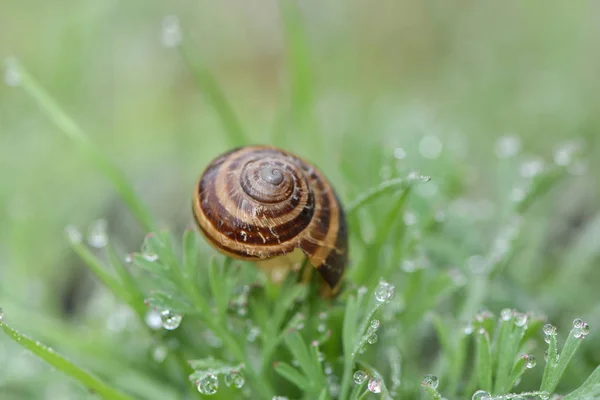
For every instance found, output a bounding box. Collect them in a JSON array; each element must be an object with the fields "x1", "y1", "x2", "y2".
[{"x1": 2, "y1": 8, "x2": 599, "y2": 400}]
